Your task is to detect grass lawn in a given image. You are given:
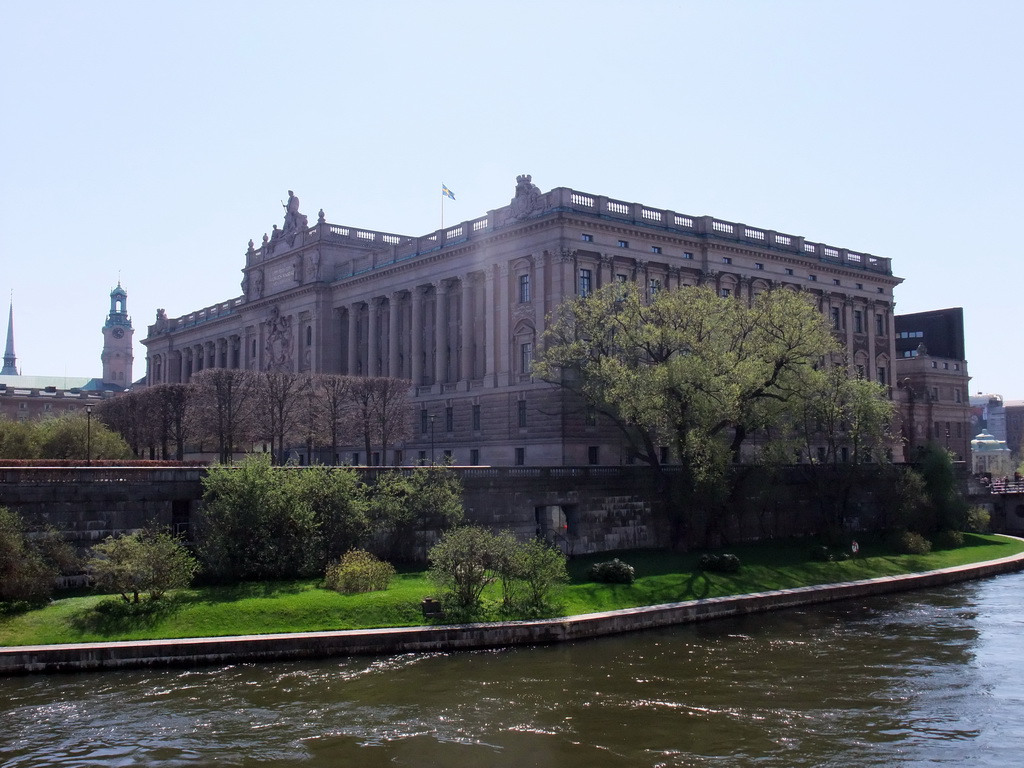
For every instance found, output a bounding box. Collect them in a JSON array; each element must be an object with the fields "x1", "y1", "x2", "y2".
[{"x1": 2, "y1": 533, "x2": 1021, "y2": 647}]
